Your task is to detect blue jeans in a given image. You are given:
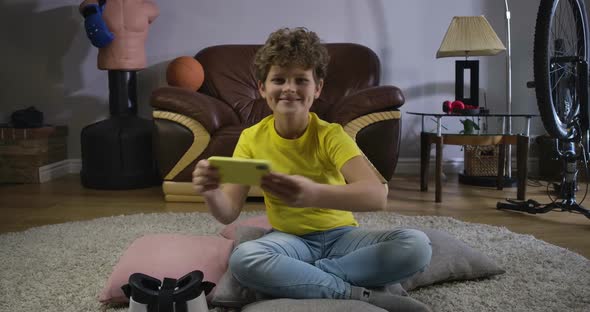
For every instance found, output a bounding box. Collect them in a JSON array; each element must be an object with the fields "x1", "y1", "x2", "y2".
[{"x1": 229, "y1": 226, "x2": 432, "y2": 299}]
